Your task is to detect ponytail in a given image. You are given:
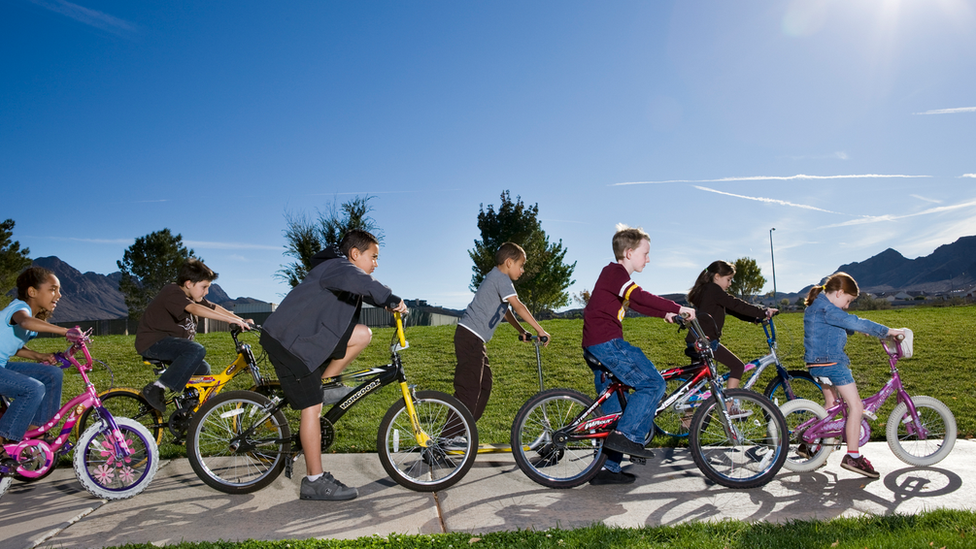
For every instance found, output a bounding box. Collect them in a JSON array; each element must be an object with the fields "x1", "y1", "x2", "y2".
[
  {"x1": 805, "y1": 272, "x2": 859, "y2": 307},
  {"x1": 688, "y1": 260, "x2": 735, "y2": 307}
]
